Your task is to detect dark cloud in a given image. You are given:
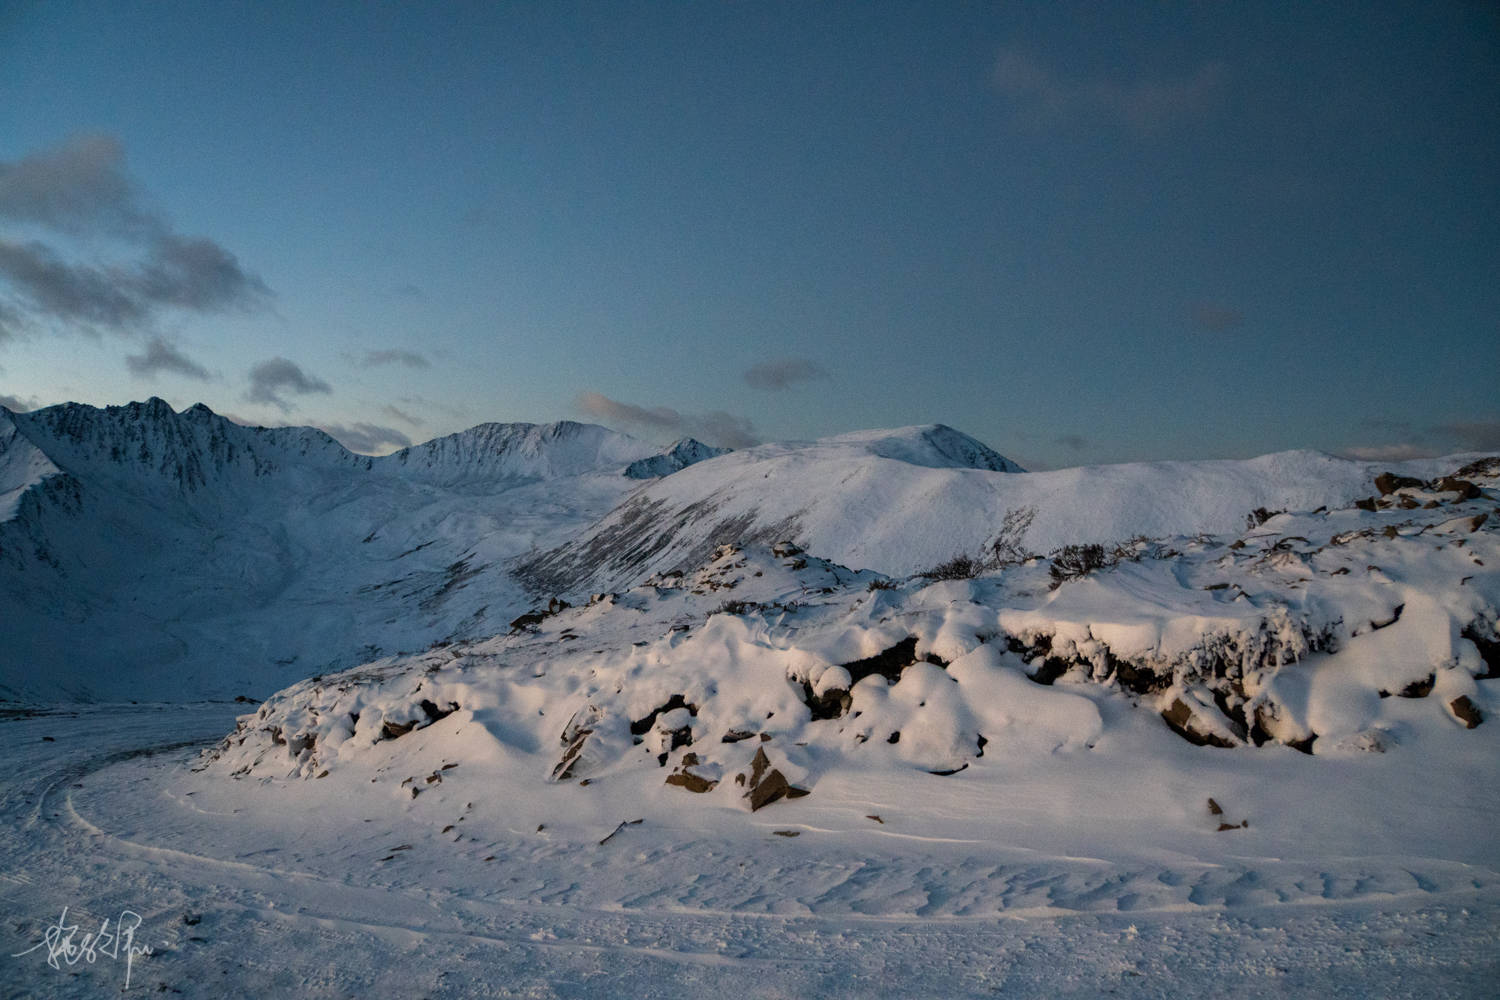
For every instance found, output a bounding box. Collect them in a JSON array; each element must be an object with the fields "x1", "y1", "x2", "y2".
[
  {"x1": 1056, "y1": 434, "x2": 1087, "y2": 451},
  {"x1": 0, "y1": 391, "x2": 43, "y2": 412},
  {"x1": 744, "y1": 358, "x2": 830, "y2": 391},
  {"x1": 381, "y1": 403, "x2": 423, "y2": 426},
  {"x1": 394, "y1": 283, "x2": 424, "y2": 300},
  {"x1": 125, "y1": 337, "x2": 211, "y2": 381},
  {"x1": 0, "y1": 135, "x2": 269, "y2": 339},
  {"x1": 1190, "y1": 304, "x2": 1244, "y2": 333},
  {"x1": 127, "y1": 234, "x2": 268, "y2": 312},
  {"x1": 994, "y1": 48, "x2": 1226, "y2": 132},
  {"x1": 576, "y1": 390, "x2": 758, "y2": 449},
  {"x1": 359, "y1": 348, "x2": 431, "y2": 369},
  {"x1": 0, "y1": 134, "x2": 157, "y2": 238},
  {"x1": 246, "y1": 357, "x2": 333, "y2": 412},
  {"x1": 317, "y1": 421, "x2": 412, "y2": 456},
  {"x1": 0, "y1": 239, "x2": 144, "y2": 329}
]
